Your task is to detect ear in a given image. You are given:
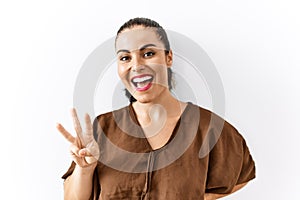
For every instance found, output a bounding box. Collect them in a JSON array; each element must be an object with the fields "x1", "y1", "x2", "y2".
[{"x1": 166, "y1": 50, "x2": 173, "y2": 67}]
